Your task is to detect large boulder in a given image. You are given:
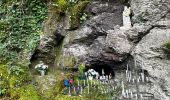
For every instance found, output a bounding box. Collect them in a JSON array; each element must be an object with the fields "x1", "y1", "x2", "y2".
[
  {"x1": 131, "y1": 28, "x2": 170, "y2": 99},
  {"x1": 105, "y1": 28, "x2": 133, "y2": 58},
  {"x1": 60, "y1": 0, "x2": 125, "y2": 67}
]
